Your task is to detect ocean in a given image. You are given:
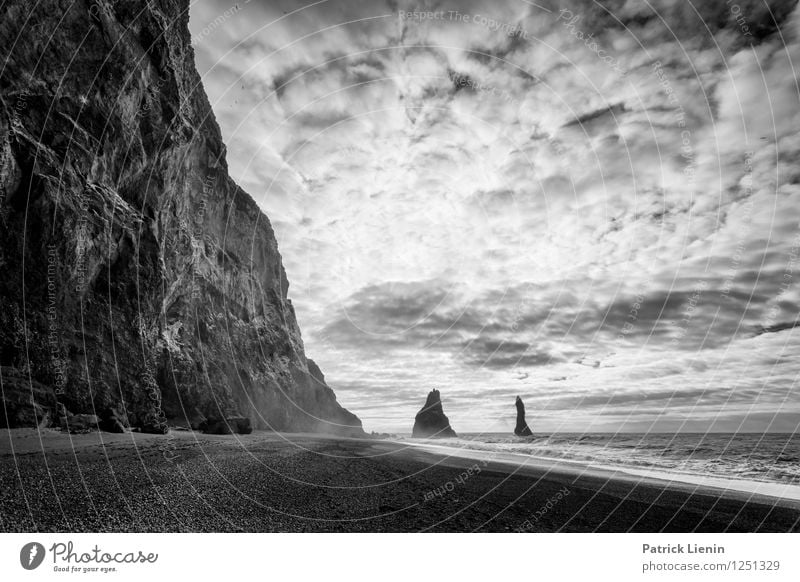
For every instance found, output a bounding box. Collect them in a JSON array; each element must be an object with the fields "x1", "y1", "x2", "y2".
[{"x1": 404, "y1": 432, "x2": 800, "y2": 486}]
